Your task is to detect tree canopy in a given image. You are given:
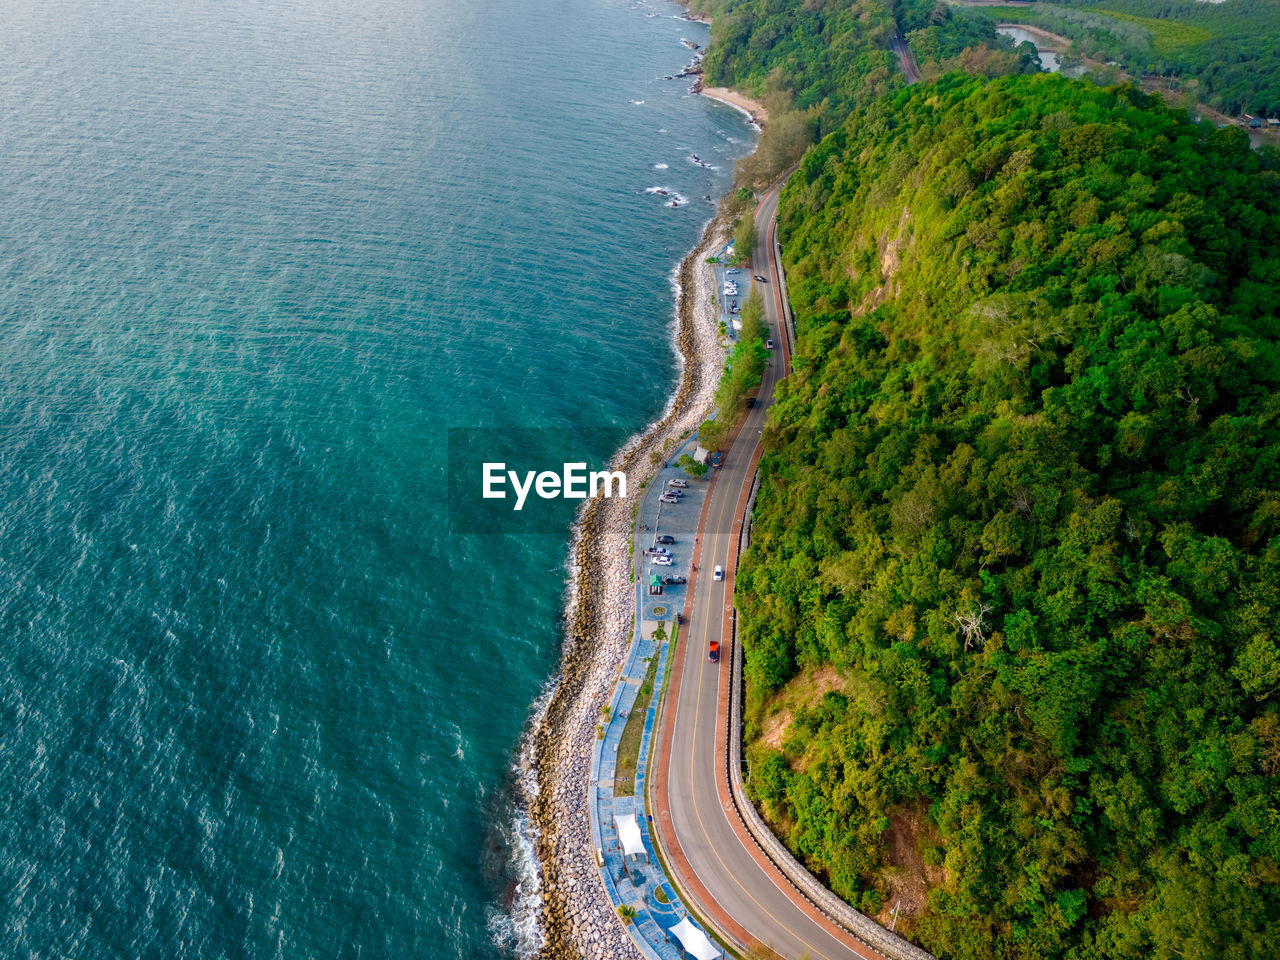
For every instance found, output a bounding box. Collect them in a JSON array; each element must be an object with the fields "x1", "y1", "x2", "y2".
[{"x1": 738, "y1": 73, "x2": 1280, "y2": 959}]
